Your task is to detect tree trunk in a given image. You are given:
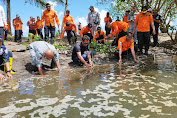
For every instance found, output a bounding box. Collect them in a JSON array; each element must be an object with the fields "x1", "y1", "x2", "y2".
[
  {"x1": 175, "y1": 30, "x2": 177, "y2": 43},
  {"x1": 60, "y1": 0, "x2": 68, "y2": 35},
  {"x1": 7, "y1": 0, "x2": 11, "y2": 35}
]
